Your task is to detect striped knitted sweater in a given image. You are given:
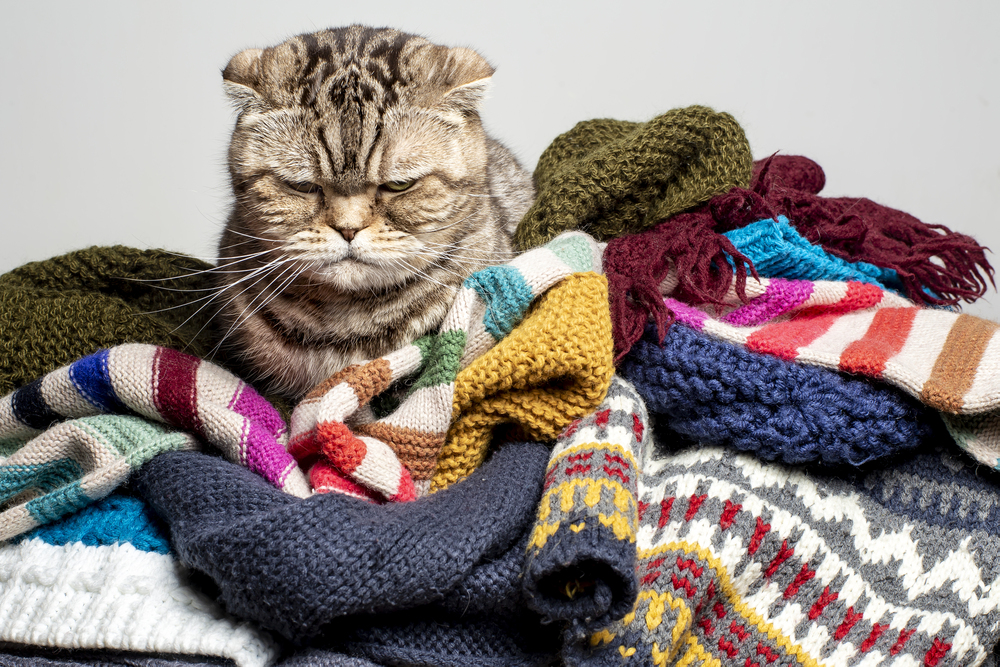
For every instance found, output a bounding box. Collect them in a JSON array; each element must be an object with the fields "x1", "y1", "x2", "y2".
[
  {"x1": 0, "y1": 344, "x2": 308, "y2": 541},
  {"x1": 289, "y1": 231, "x2": 614, "y2": 501}
]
